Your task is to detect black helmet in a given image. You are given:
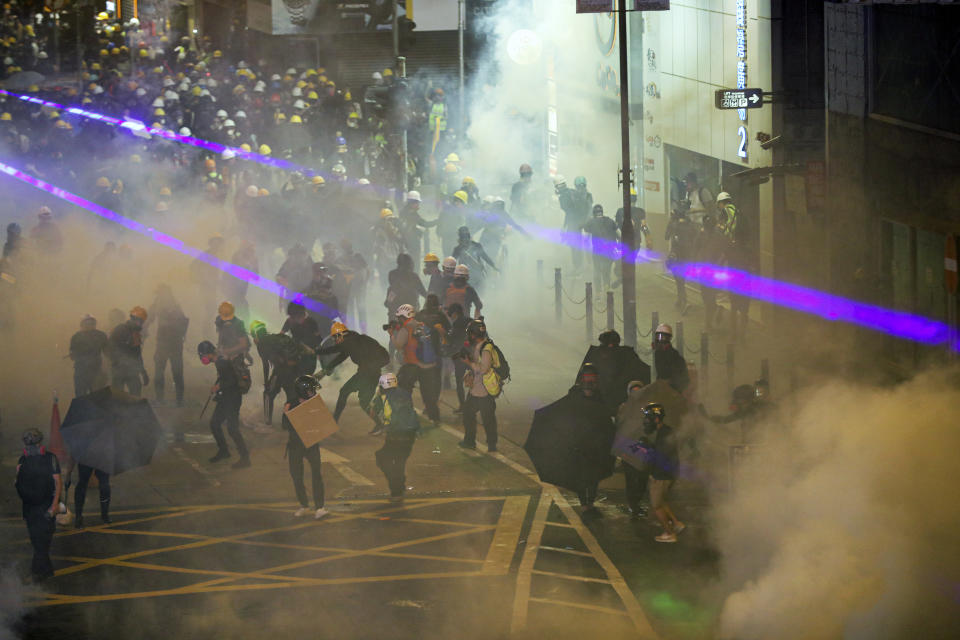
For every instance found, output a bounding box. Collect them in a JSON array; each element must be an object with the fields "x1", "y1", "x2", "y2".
[
  {"x1": 592, "y1": 204, "x2": 603, "y2": 216},
  {"x1": 6, "y1": 222, "x2": 21, "y2": 235},
  {"x1": 21, "y1": 428, "x2": 43, "y2": 446},
  {"x1": 294, "y1": 374, "x2": 320, "y2": 399},
  {"x1": 457, "y1": 225, "x2": 470, "y2": 239},
  {"x1": 197, "y1": 340, "x2": 216, "y2": 357},
  {"x1": 286, "y1": 301, "x2": 306, "y2": 317},
  {"x1": 732, "y1": 384, "x2": 755, "y2": 405},
  {"x1": 579, "y1": 363, "x2": 600, "y2": 391},
  {"x1": 641, "y1": 402, "x2": 665, "y2": 421},
  {"x1": 467, "y1": 319, "x2": 487, "y2": 339},
  {"x1": 598, "y1": 329, "x2": 620, "y2": 346}
]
